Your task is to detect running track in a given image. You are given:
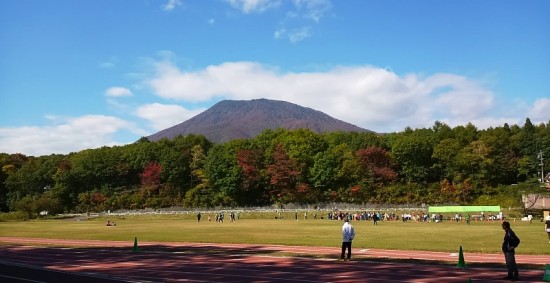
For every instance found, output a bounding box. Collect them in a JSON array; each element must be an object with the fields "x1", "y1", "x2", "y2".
[{"x1": 0, "y1": 237, "x2": 548, "y2": 282}]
